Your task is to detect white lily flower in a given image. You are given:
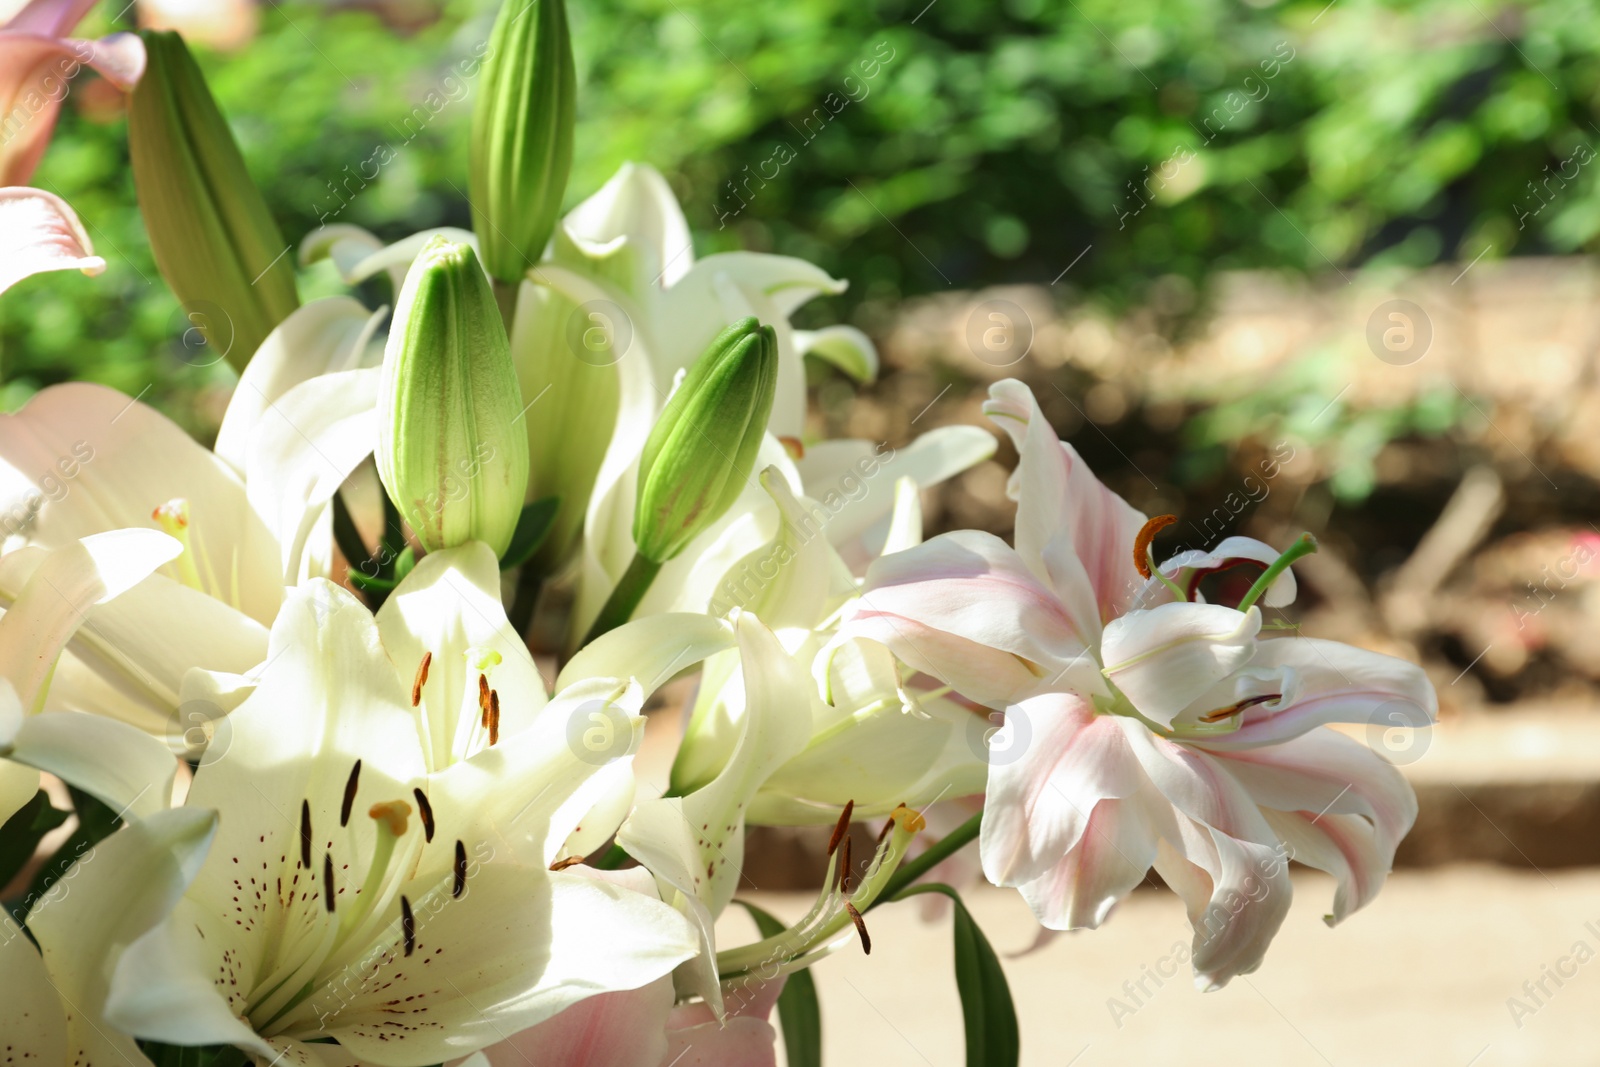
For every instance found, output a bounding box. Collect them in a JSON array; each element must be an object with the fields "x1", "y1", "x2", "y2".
[
  {"x1": 0, "y1": 296, "x2": 385, "y2": 737},
  {"x1": 90, "y1": 545, "x2": 696, "y2": 1064}
]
